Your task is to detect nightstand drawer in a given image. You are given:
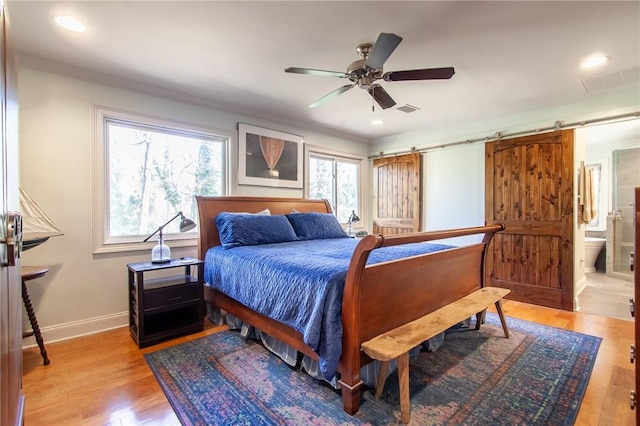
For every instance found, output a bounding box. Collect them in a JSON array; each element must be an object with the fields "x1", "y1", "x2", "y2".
[{"x1": 145, "y1": 283, "x2": 200, "y2": 310}]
